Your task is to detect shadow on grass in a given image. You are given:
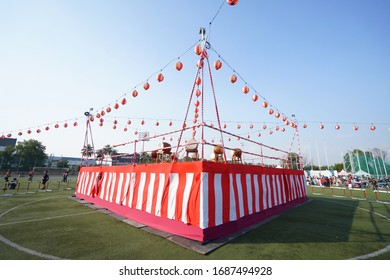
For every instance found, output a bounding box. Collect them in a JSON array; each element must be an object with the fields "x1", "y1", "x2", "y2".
[{"x1": 230, "y1": 197, "x2": 361, "y2": 245}]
